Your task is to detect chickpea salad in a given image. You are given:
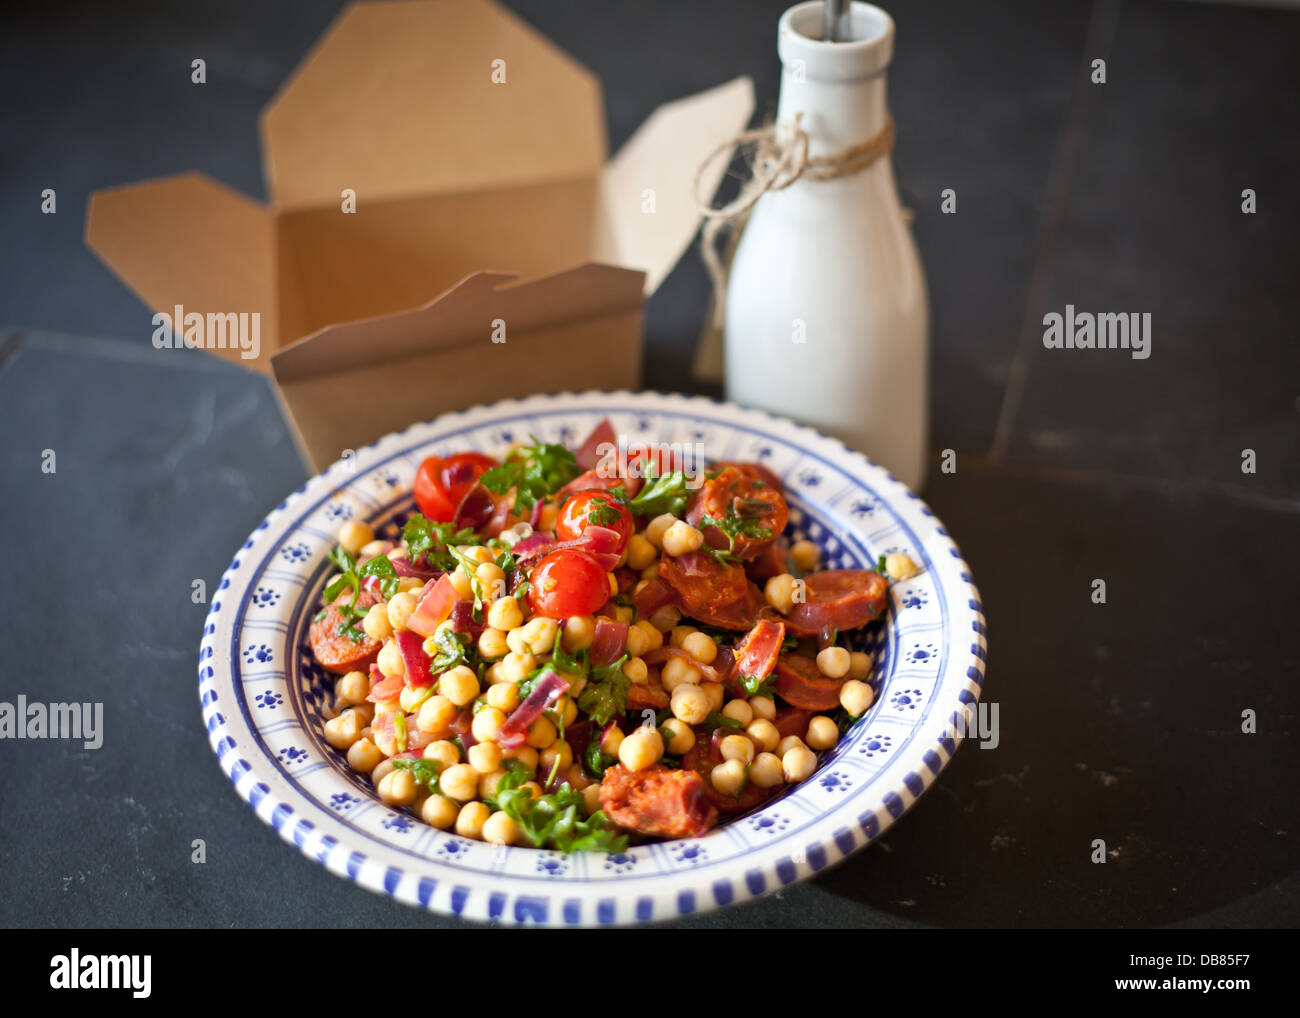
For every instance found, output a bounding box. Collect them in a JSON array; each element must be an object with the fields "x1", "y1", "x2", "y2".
[{"x1": 309, "y1": 419, "x2": 919, "y2": 853}]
